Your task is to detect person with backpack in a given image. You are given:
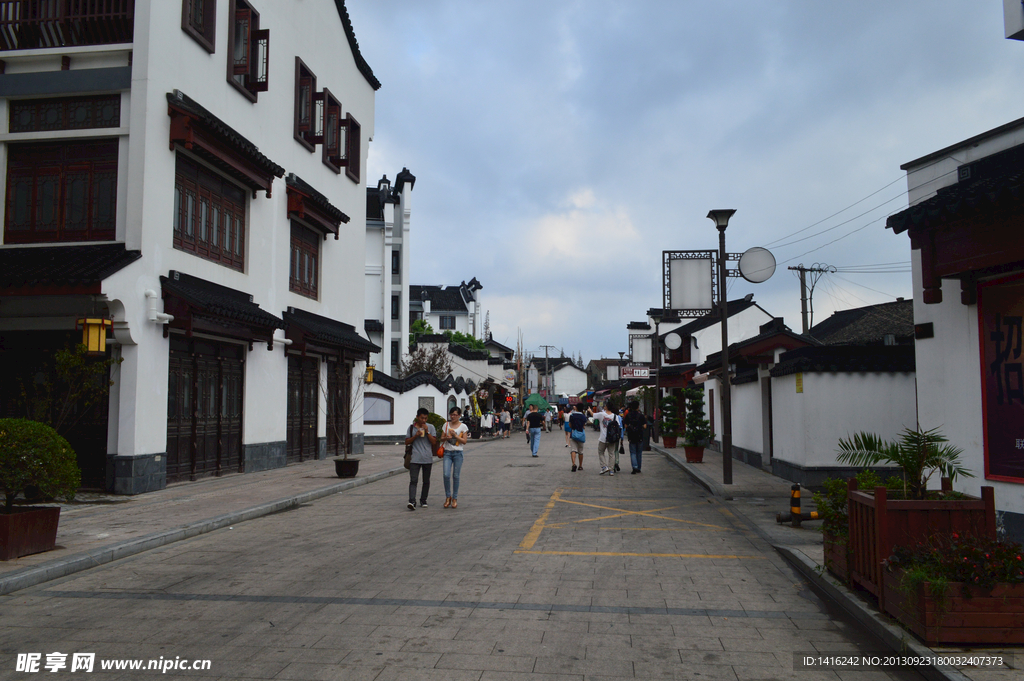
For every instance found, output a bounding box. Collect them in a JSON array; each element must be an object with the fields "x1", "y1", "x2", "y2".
[
  {"x1": 595, "y1": 403, "x2": 620, "y2": 476},
  {"x1": 623, "y1": 400, "x2": 647, "y2": 474},
  {"x1": 568, "y1": 402, "x2": 588, "y2": 471}
]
